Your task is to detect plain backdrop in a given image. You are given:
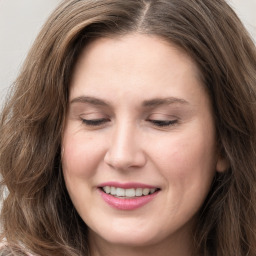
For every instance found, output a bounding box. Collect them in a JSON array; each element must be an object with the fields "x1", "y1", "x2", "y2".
[{"x1": 0, "y1": 0, "x2": 256, "y2": 105}]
